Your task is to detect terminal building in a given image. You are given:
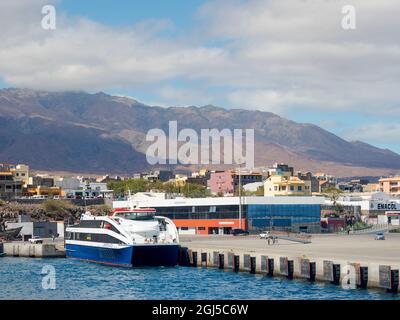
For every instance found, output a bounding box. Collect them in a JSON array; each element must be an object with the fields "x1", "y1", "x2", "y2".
[
  {"x1": 113, "y1": 194, "x2": 324, "y2": 235},
  {"x1": 334, "y1": 192, "x2": 400, "y2": 216}
]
